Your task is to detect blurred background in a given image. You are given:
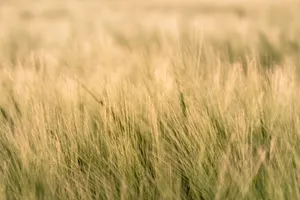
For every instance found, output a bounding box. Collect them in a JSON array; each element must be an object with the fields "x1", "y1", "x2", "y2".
[{"x1": 1, "y1": 0, "x2": 300, "y2": 72}]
